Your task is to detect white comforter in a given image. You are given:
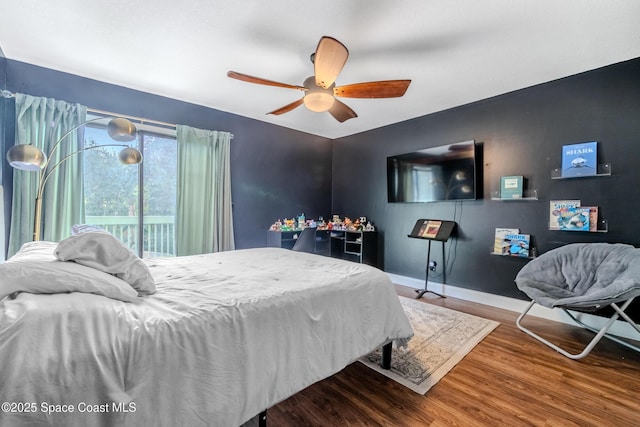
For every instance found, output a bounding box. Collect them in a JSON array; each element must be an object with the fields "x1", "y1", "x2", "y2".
[{"x1": 0, "y1": 248, "x2": 412, "y2": 427}]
